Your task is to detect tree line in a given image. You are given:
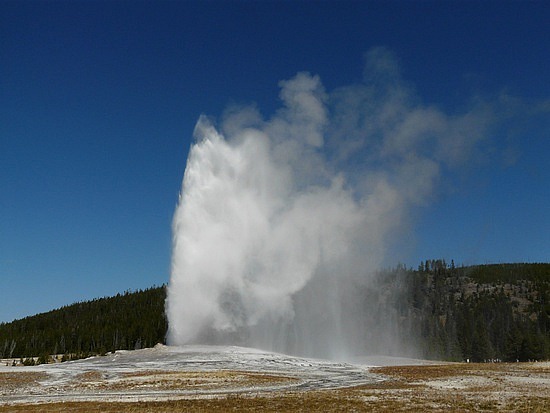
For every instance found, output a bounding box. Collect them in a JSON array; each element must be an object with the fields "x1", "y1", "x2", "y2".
[
  {"x1": 372, "y1": 260, "x2": 549, "y2": 362},
  {"x1": 0, "y1": 262, "x2": 548, "y2": 362},
  {"x1": 0, "y1": 286, "x2": 167, "y2": 361}
]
